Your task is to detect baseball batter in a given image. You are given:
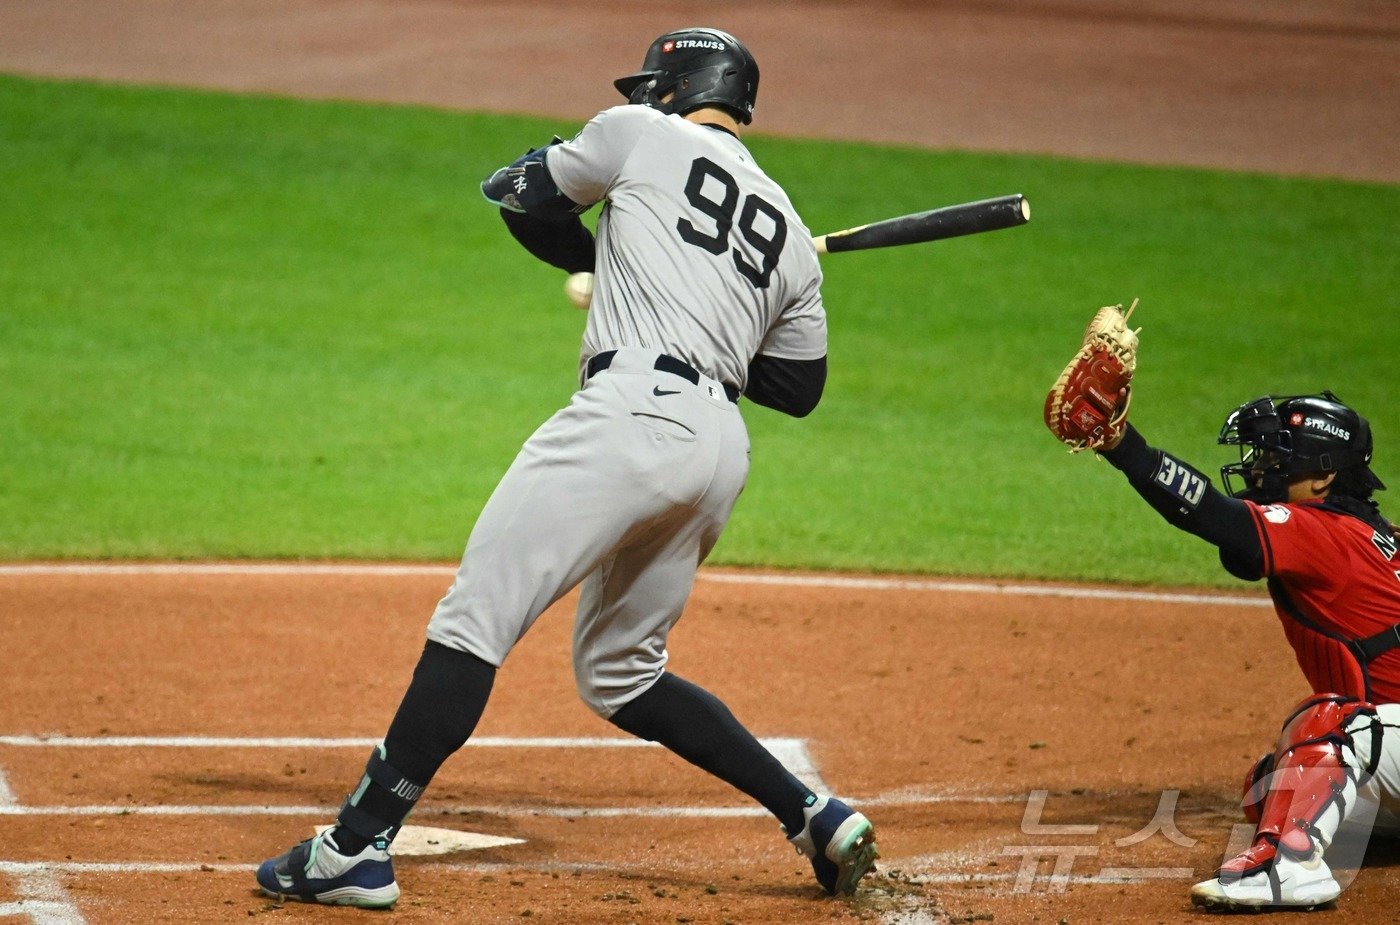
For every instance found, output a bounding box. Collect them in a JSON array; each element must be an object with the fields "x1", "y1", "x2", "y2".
[
  {"x1": 255, "y1": 28, "x2": 878, "y2": 909},
  {"x1": 1045, "y1": 316, "x2": 1400, "y2": 912}
]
